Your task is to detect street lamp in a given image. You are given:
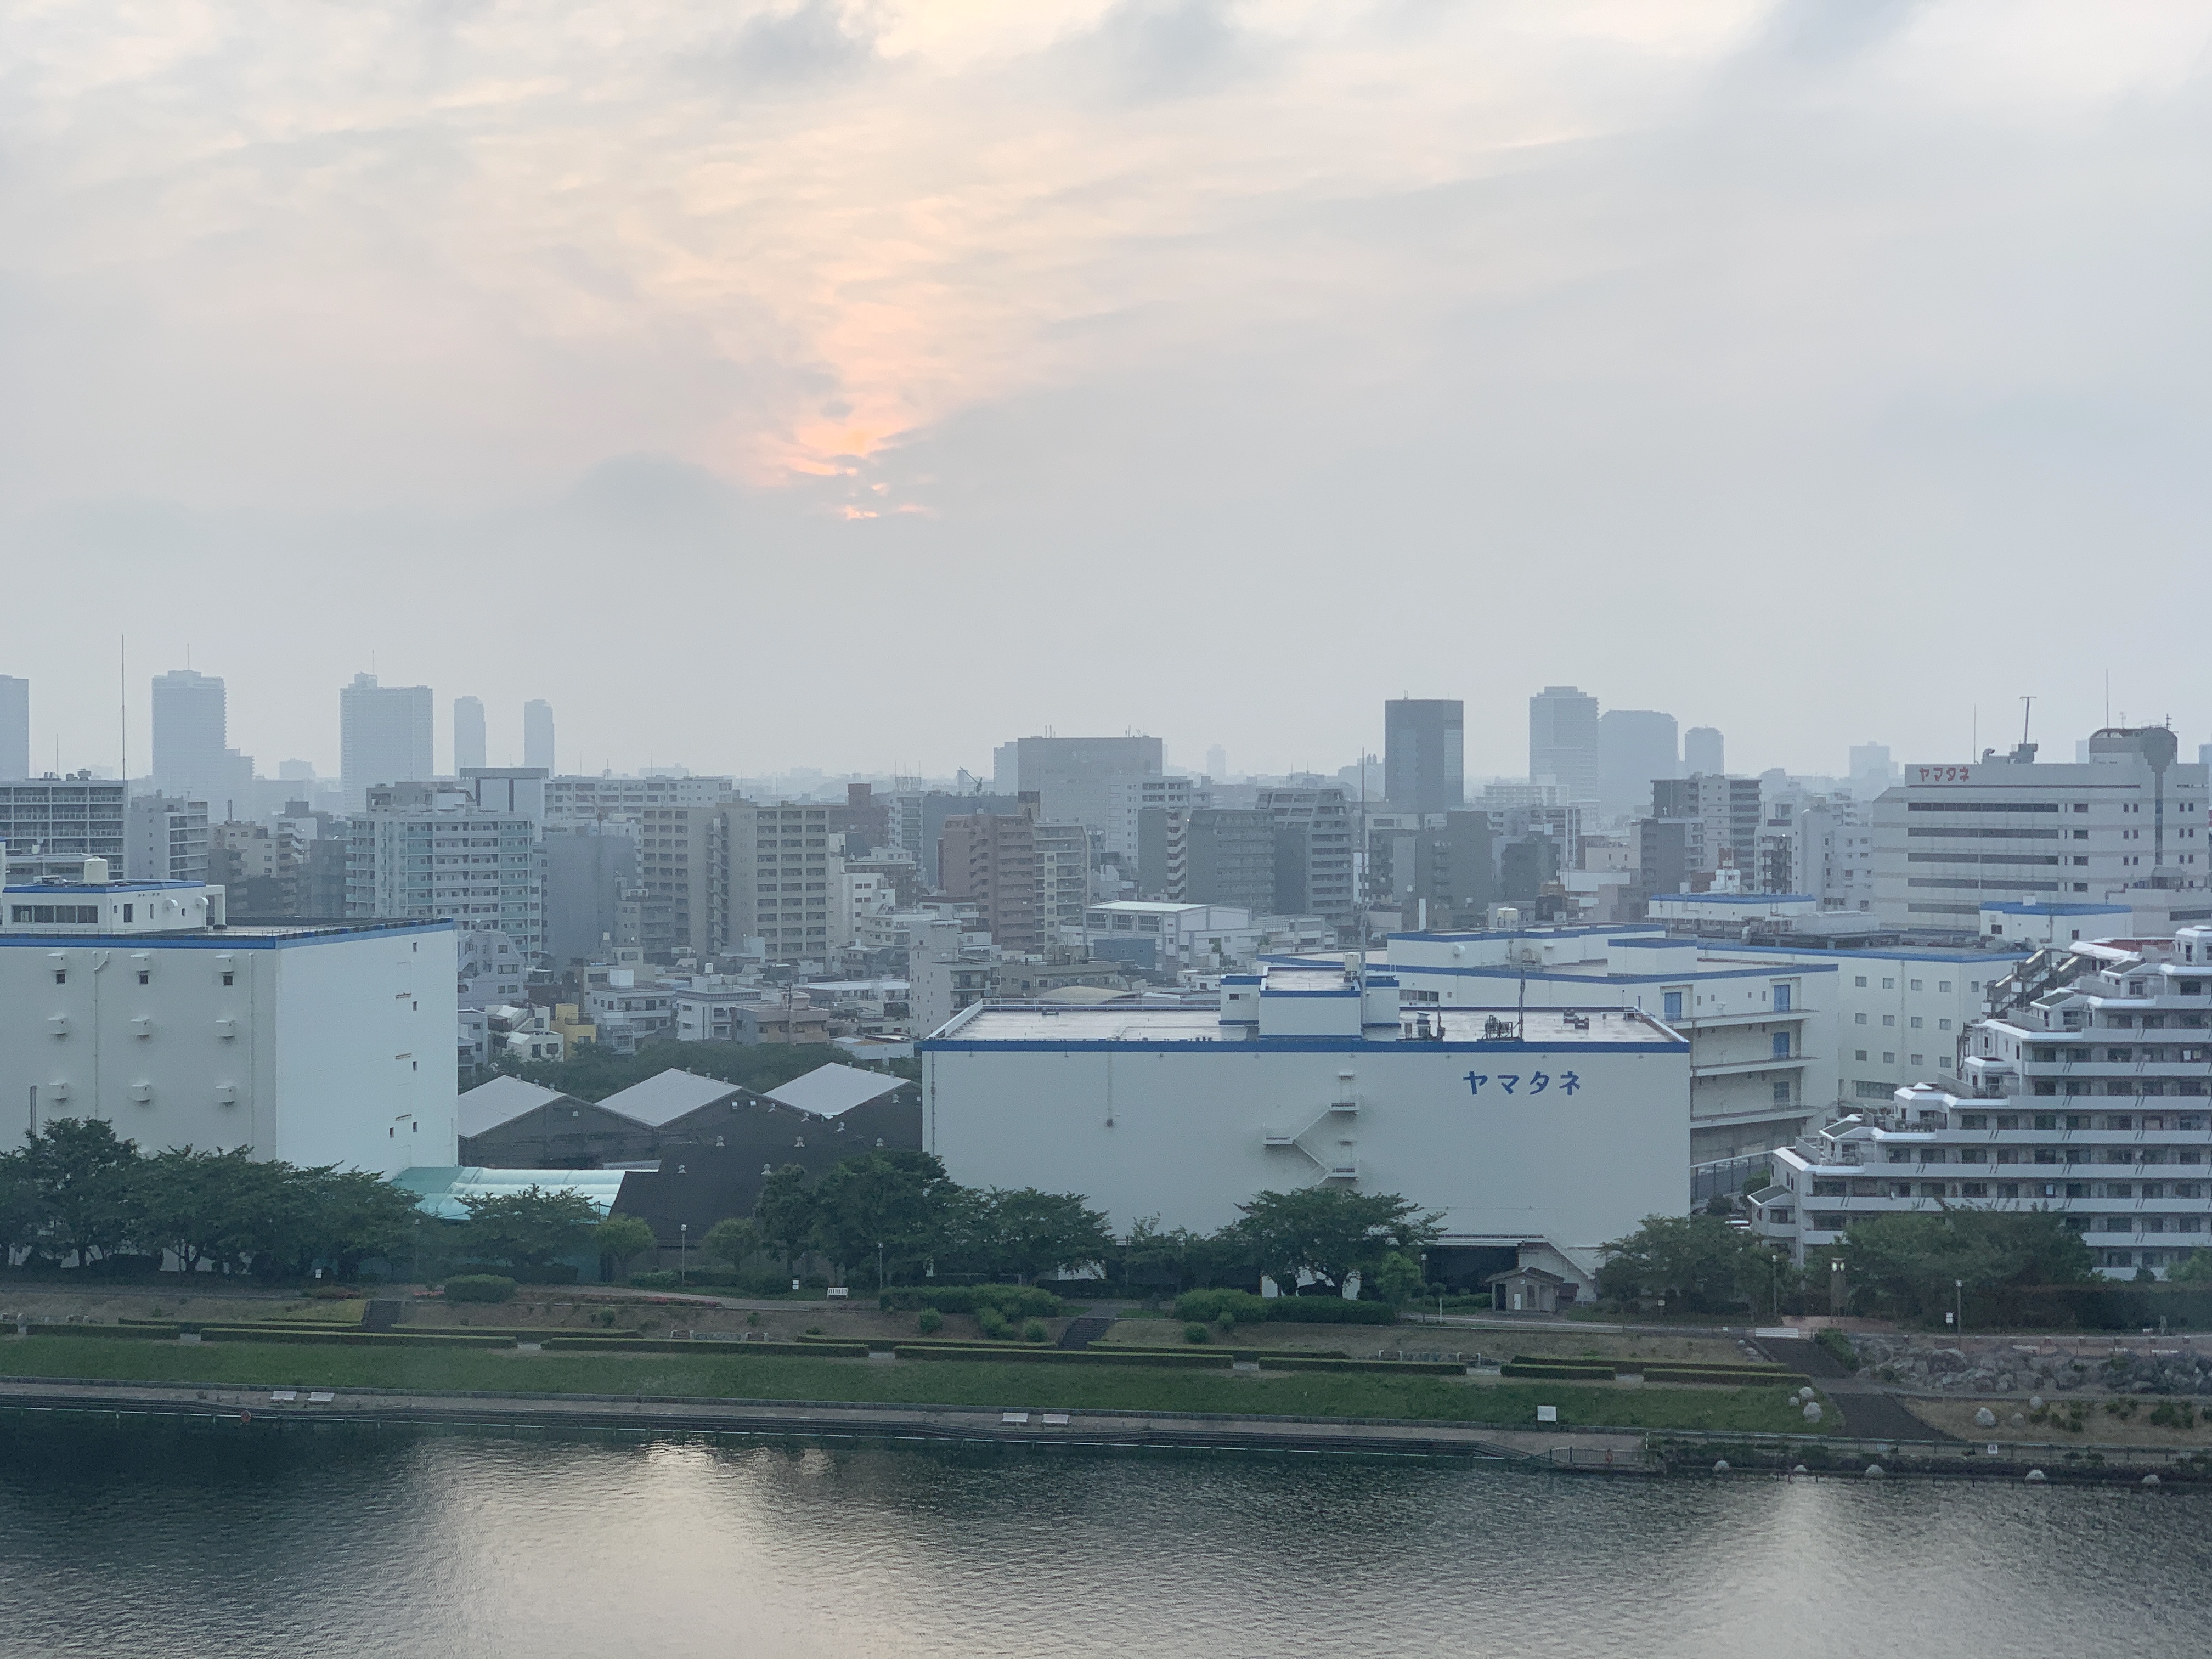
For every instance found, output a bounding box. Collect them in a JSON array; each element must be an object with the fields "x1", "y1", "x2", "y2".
[
  {"x1": 1954, "y1": 1277, "x2": 1963, "y2": 1336},
  {"x1": 877, "y1": 1240, "x2": 886, "y2": 1296},
  {"x1": 680, "y1": 1222, "x2": 689, "y2": 1286}
]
